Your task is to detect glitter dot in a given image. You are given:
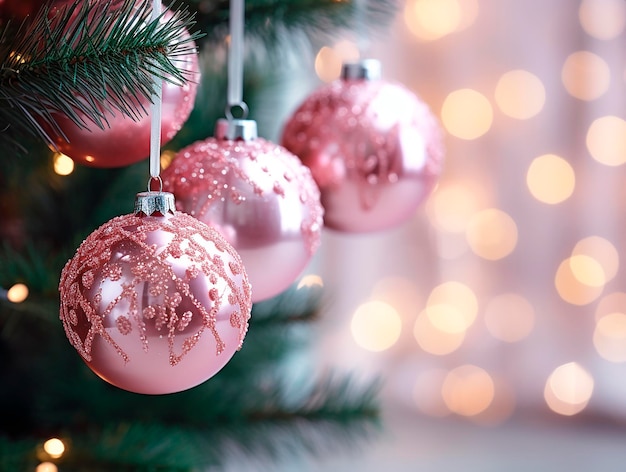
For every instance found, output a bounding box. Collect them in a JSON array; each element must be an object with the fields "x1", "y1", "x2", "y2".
[{"x1": 116, "y1": 316, "x2": 132, "y2": 335}]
